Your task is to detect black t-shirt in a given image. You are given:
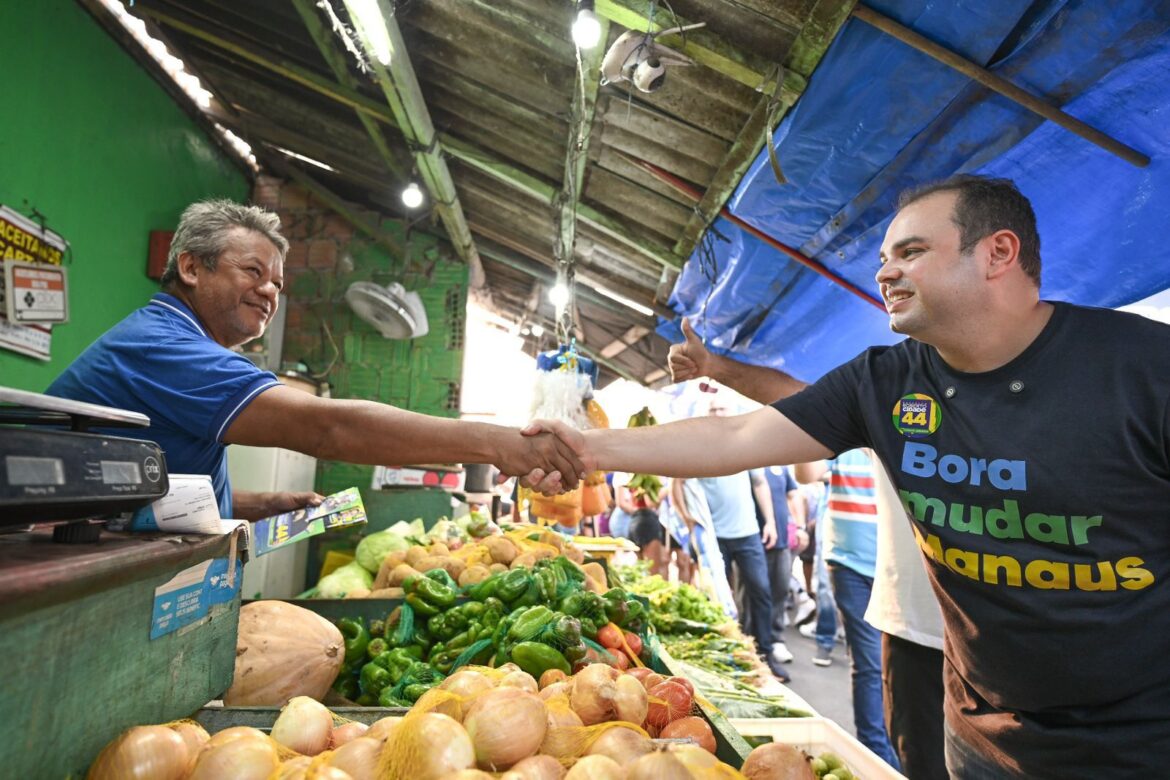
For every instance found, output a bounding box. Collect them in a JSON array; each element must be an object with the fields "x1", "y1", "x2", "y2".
[{"x1": 774, "y1": 302, "x2": 1170, "y2": 777}]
